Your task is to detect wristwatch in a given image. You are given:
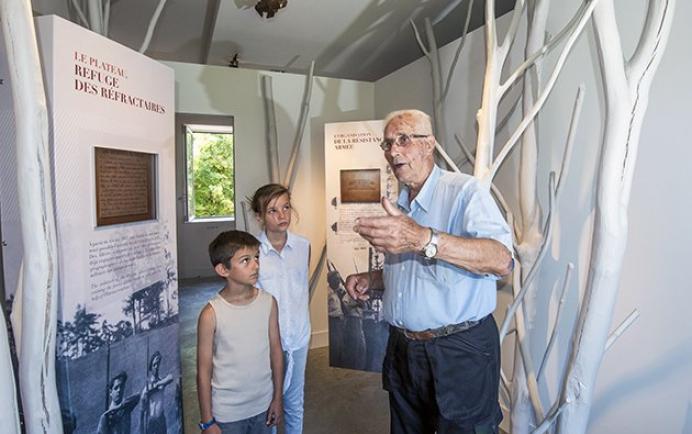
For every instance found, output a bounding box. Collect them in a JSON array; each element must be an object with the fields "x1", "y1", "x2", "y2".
[
  {"x1": 199, "y1": 417, "x2": 216, "y2": 431},
  {"x1": 422, "y1": 228, "x2": 440, "y2": 258}
]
